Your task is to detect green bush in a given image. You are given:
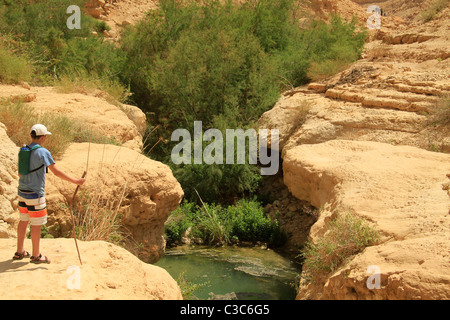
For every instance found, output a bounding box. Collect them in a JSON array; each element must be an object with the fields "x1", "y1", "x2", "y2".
[
  {"x1": 289, "y1": 15, "x2": 366, "y2": 84},
  {"x1": 121, "y1": 0, "x2": 282, "y2": 131},
  {"x1": 192, "y1": 203, "x2": 230, "y2": 245},
  {"x1": 165, "y1": 201, "x2": 196, "y2": 243},
  {"x1": 165, "y1": 199, "x2": 286, "y2": 246},
  {"x1": 57, "y1": 37, "x2": 126, "y2": 79},
  {"x1": 0, "y1": 0, "x2": 91, "y2": 41},
  {"x1": 173, "y1": 161, "x2": 262, "y2": 205},
  {"x1": 0, "y1": 46, "x2": 32, "y2": 84},
  {"x1": 0, "y1": 0, "x2": 125, "y2": 84},
  {"x1": 226, "y1": 199, "x2": 286, "y2": 245}
]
